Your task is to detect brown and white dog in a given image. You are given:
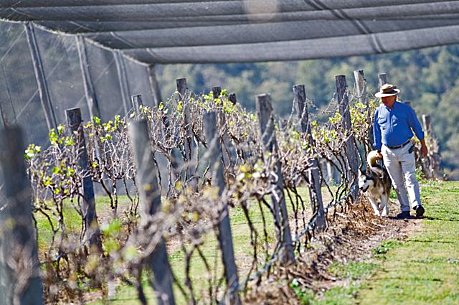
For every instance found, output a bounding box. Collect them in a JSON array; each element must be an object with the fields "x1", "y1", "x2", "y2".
[{"x1": 358, "y1": 150, "x2": 392, "y2": 216}]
